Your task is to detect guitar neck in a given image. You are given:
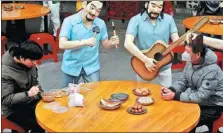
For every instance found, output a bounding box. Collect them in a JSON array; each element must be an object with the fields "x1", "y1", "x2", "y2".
[
  {"x1": 162, "y1": 16, "x2": 209, "y2": 56},
  {"x1": 162, "y1": 30, "x2": 192, "y2": 56}
]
